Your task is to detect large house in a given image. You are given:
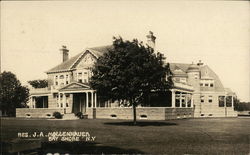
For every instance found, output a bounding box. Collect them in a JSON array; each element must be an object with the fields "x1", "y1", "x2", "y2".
[{"x1": 16, "y1": 32, "x2": 237, "y2": 119}]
